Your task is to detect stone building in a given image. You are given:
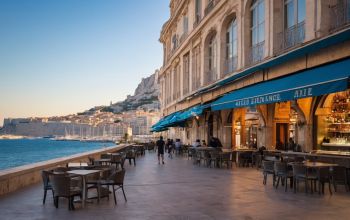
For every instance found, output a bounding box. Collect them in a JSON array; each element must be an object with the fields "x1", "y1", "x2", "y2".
[{"x1": 154, "y1": 0, "x2": 350, "y2": 153}]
